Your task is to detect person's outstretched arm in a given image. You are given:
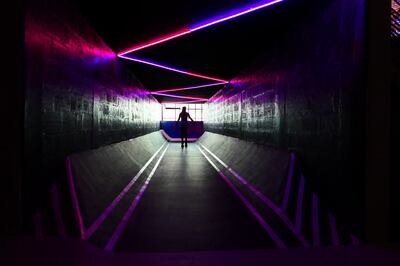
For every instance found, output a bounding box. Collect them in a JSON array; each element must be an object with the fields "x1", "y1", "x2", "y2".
[
  {"x1": 188, "y1": 113, "x2": 194, "y2": 122},
  {"x1": 177, "y1": 113, "x2": 181, "y2": 123}
]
